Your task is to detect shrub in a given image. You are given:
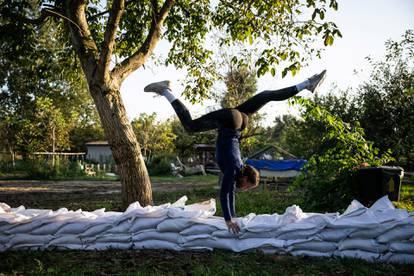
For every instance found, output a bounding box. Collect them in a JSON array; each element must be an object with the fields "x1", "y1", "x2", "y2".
[
  {"x1": 289, "y1": 97, "x2": 393, "y2": 212},
  {"x1": 147, "y1": 154, "x2": 176, "y2": 176}
]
